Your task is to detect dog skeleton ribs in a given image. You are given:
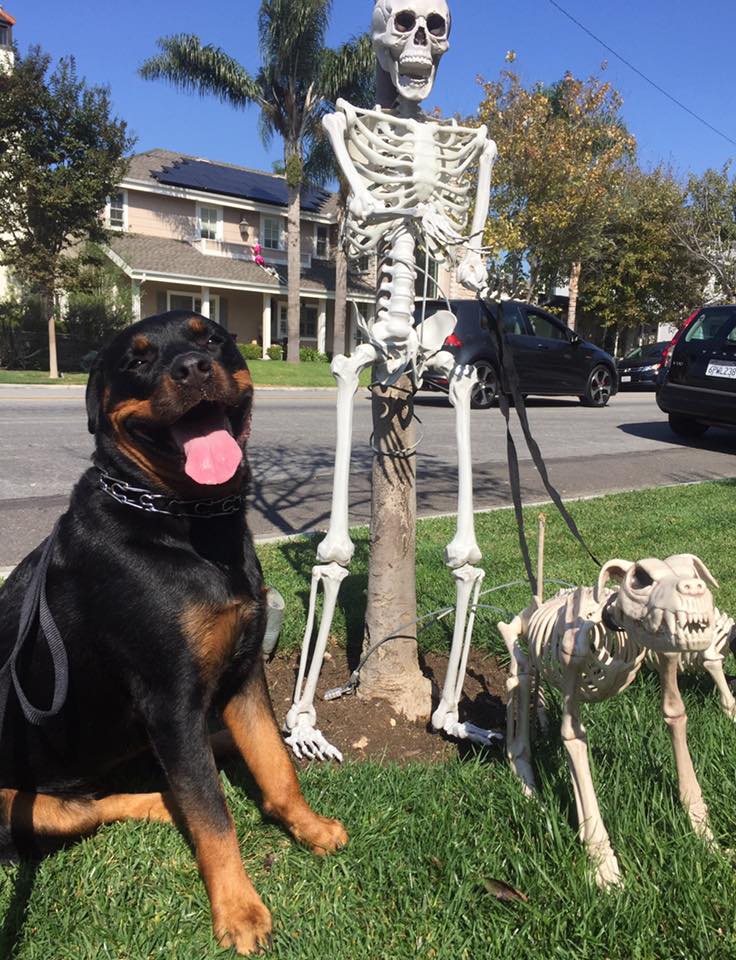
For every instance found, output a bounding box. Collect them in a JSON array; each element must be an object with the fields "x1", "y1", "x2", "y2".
[{"x1": 284, "y1": 0, "x2": 499, "y2": 760}]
